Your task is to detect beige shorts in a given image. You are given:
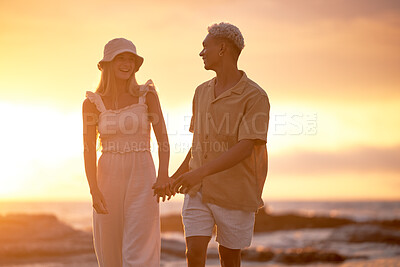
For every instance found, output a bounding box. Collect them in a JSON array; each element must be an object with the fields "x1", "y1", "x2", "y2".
[{"x1": 182, "y1": 191, "x2": 255, "y2": 249}]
